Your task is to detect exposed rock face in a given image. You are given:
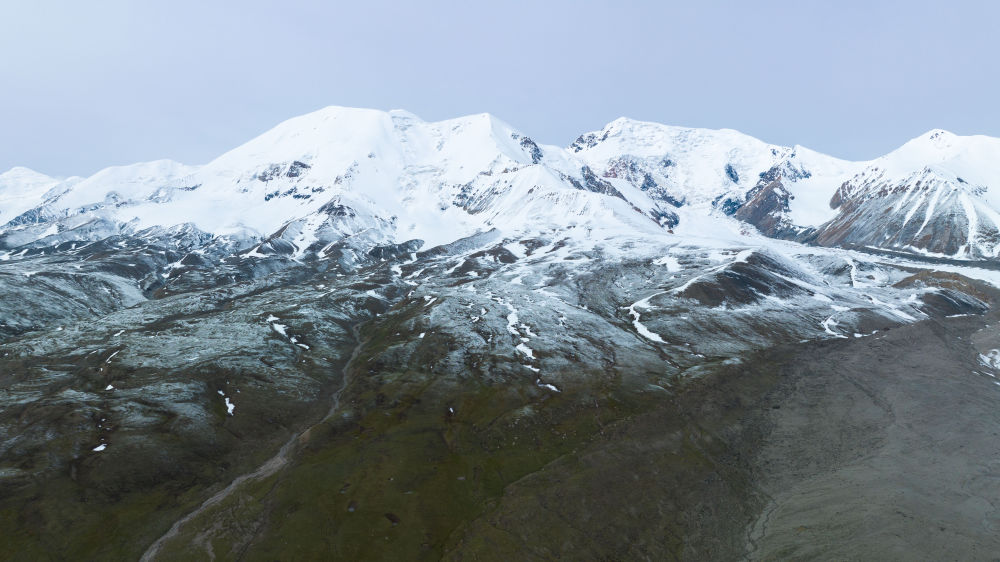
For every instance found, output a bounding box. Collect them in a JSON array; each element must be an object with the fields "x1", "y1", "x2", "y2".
[
  {"x1": 811, "y1": 168, "x2": 998, "y2": 257},
  {"x1": 733, "y1": 179, "x2": 794, "y2": 236}
]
